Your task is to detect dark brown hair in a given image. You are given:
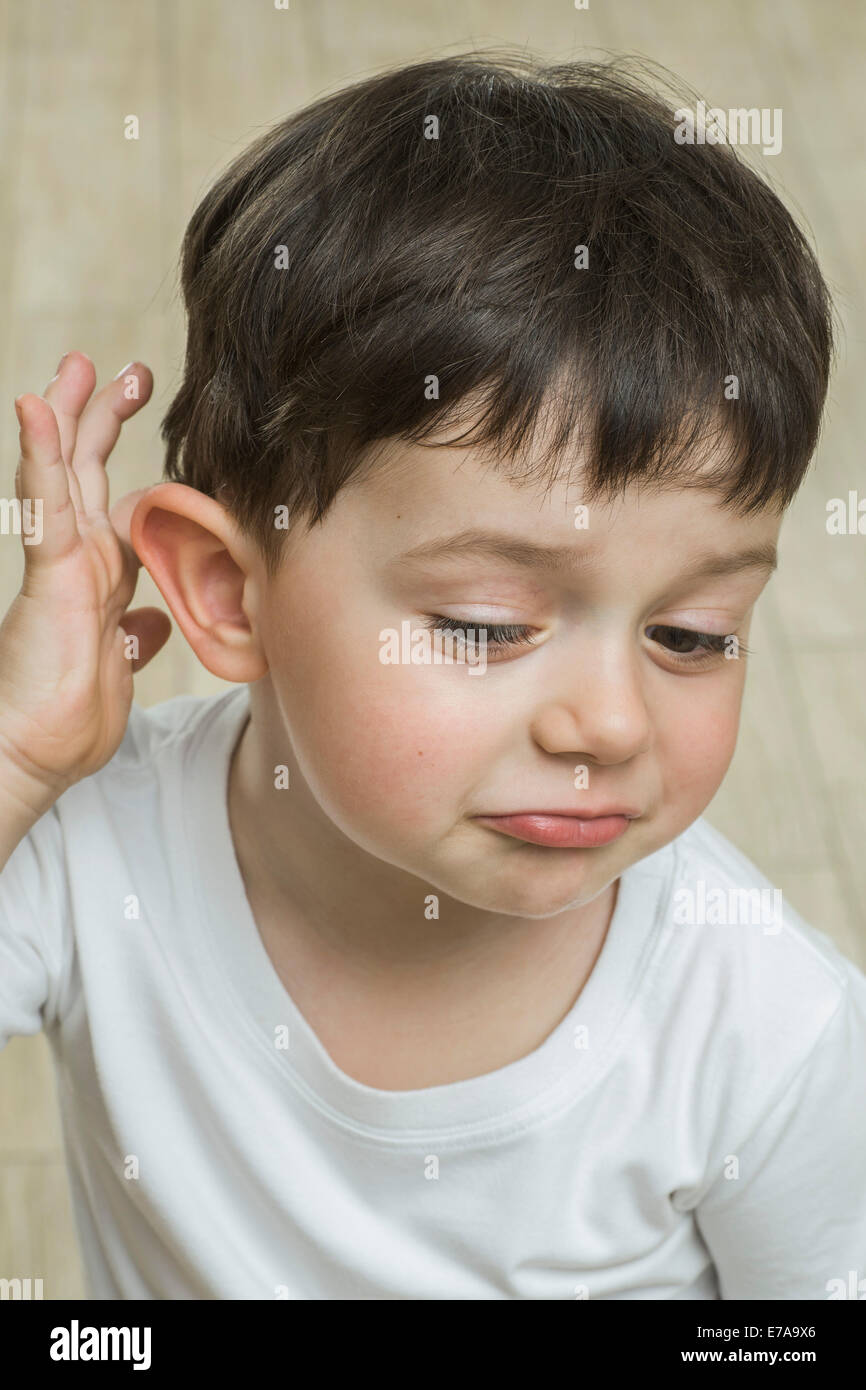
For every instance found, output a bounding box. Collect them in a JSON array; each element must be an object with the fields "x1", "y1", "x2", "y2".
[{"x1": 161, "y1": 50, "x2": 835, "y2": 575}]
